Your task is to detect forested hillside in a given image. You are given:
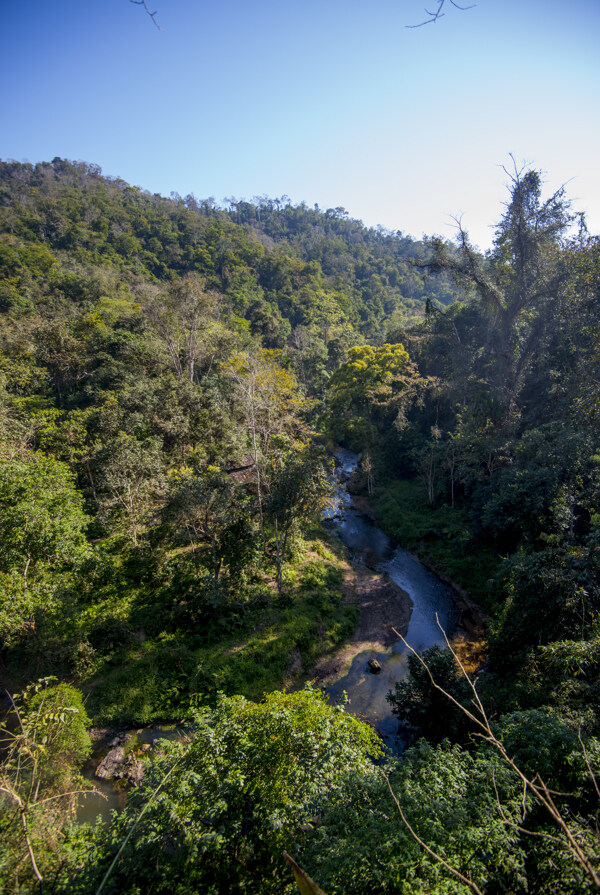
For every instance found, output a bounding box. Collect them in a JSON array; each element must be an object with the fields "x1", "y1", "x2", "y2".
[
  {"x1": 1, "y1": 158, "x2": 600, "y2": 894},
  {"x1": 0, "y1": 157, "x2": 456, "y2": 339}
]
